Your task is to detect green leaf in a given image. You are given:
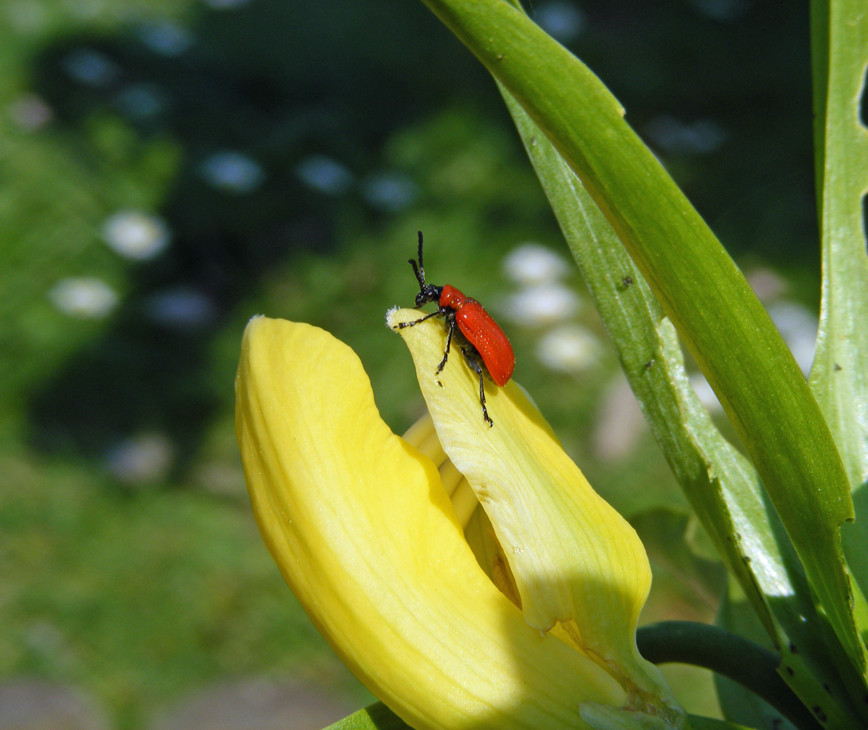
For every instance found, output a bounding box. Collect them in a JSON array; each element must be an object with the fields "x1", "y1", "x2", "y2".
[
  {"x1": 324, "y1": 703, "x2": 413, "y2": 730},
  {"x1": 637, "y1": 619, "x2": 818, "y2": 730},
  {"x1": 684, "y1": 718, "x2": 755, "y2": 730},
  {"x1": 808, "y1": 0, "x2": 868, "y2": 639},
  {"x1": 714, "y1": 596, "x2": 801, "y2": 730},
  {"x1": 419, "y1": 0, "x2": 862, "y2": 682},
  {"x1": 497, "y1": 85, "x2": 860, "y2": 729}
]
